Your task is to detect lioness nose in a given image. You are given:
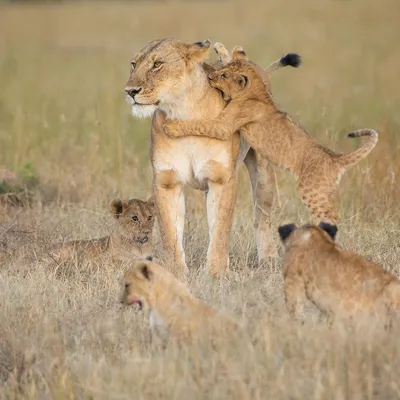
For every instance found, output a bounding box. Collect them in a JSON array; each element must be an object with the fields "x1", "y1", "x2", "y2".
[{"x1": 125, "y1": 87, "x2": 142, "y2": 98}]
